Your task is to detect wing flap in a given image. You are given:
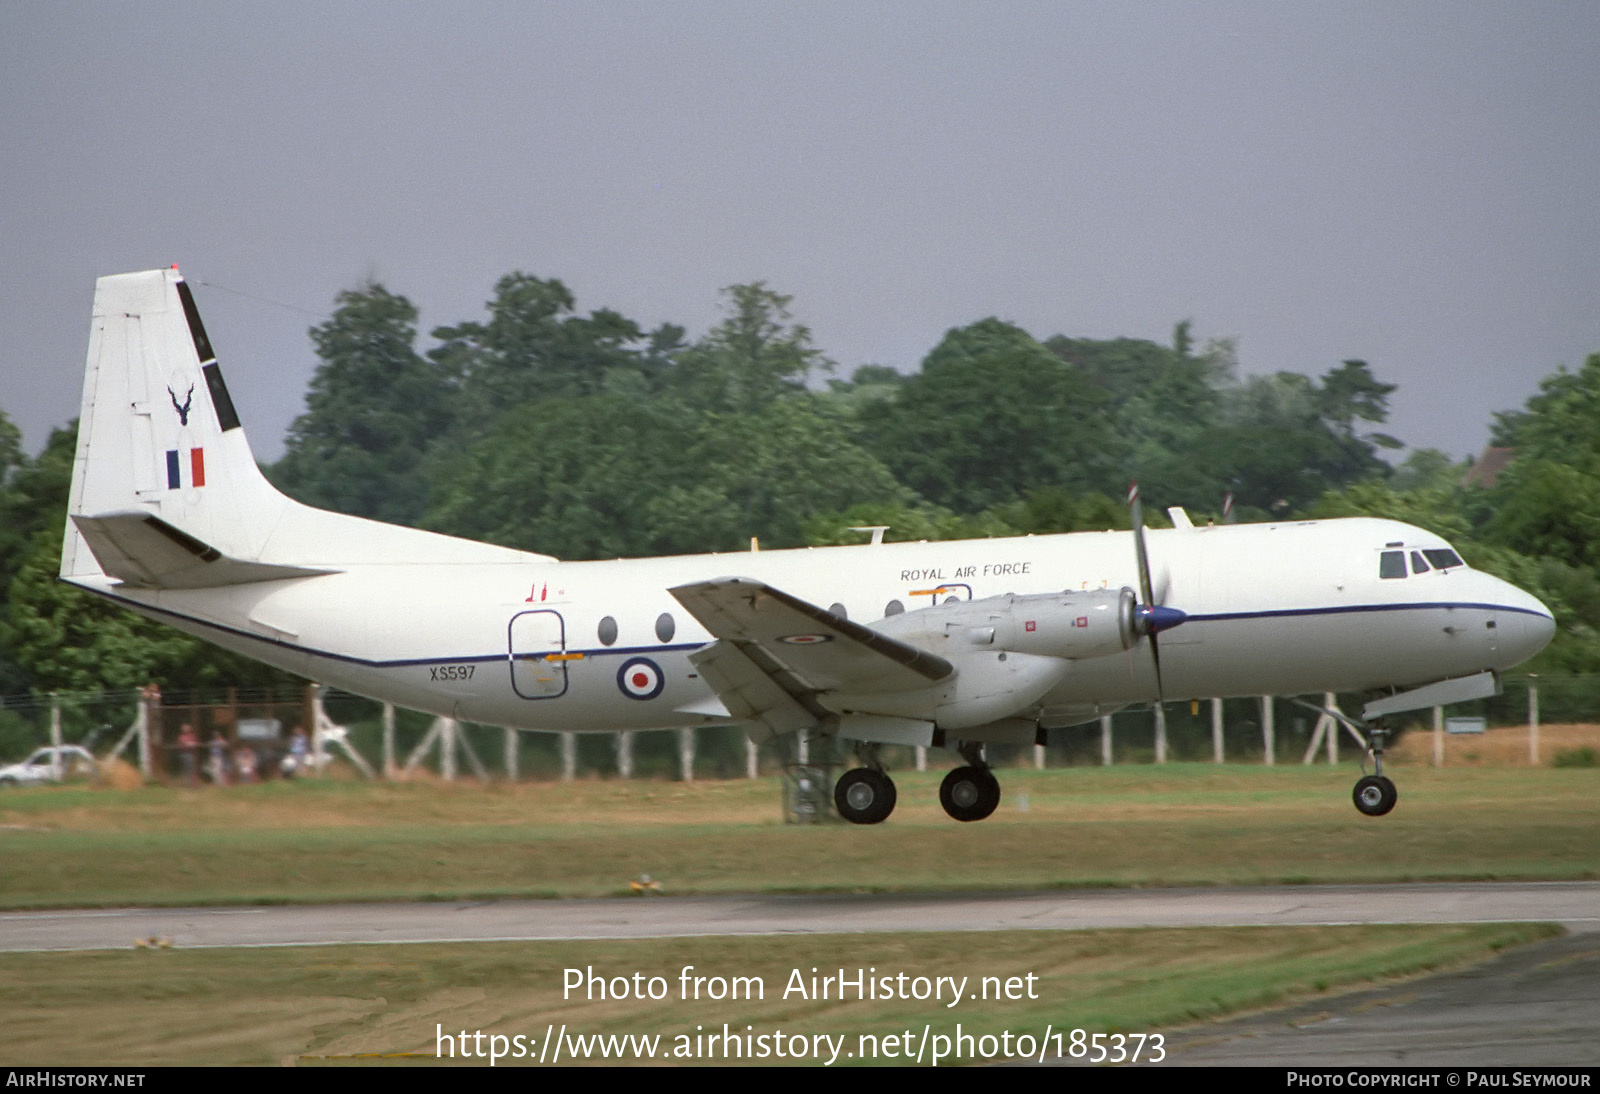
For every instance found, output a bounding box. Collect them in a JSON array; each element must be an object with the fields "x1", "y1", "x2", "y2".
[
  {"x1": 72, "y1": 511, "x2": 336, "y2": 588},
  {"x1": 689, "y1": 641, "x2": 822, "y2": 741}
]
